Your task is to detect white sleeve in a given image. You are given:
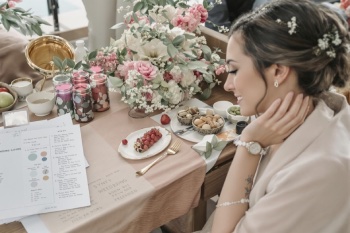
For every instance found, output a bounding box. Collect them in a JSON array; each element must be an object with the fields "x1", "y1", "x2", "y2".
[{"x1": 233, "y1": 158, "x2": 349, "y2": 233}]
